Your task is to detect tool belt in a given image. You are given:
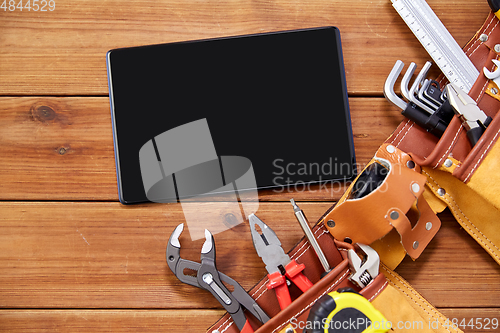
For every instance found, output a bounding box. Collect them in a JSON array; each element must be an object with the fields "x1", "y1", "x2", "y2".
[
  {"x1": 411, "y1": 10, "x2": 500, "y2": 266},
  {"x1": 323, "y1": 10, "x2": 500, "y2": 268},
  {"x1": 207, "y1": 10, "x2": 500, "y2": 333},
  {"x1": 320, "y1": 144, "x2": 442, "y2": 269},
  {"x1": 207, "y1": 221, "x2": 459, "y2": 333}
]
